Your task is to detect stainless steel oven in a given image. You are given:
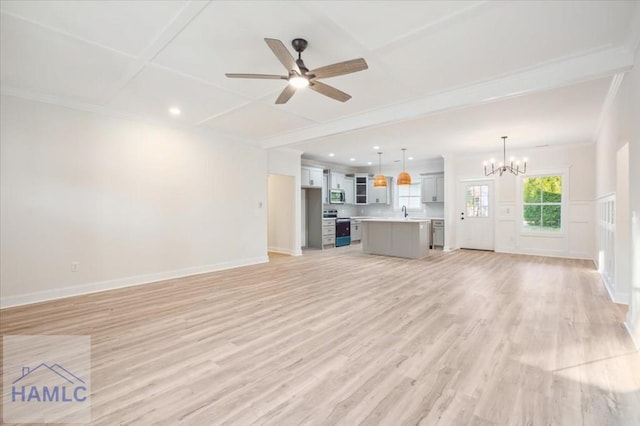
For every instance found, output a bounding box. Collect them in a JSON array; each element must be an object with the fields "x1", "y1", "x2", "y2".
[{"x1": 335, "y1": 218, "x2": 351, "y2": 247}]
